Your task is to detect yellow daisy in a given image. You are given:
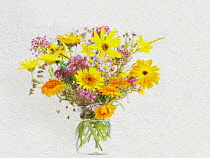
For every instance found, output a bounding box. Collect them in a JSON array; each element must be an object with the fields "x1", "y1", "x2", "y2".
[
  {"x1": 94, "y1": 100, "x2": 117, "y2": 120},
  {"x1": 81, "y1": 44, "x2": 95, "y2": 56},
  {"x1": 38, "y1": 54, "x2": 60, "y2": 65},
  {"x1": 18, "y1": 58, "x2": 40, "y2": 72},
  {"x1": 41, "y1": 80, "x2": 66, "y2": 97},
  {"x1": 90, "y1": 27, "x2": 122, "y2": 59},
  {"x1": 75, "y1": 67, "x2": 104, "y2": 91},
  {"x1": 56, "y1": 34, "x2": 84, "y2": 46},
  {"x1": 129, "y1": 59, "x2": 160, "y2": 89},
  {"x1": 48, "y1": 43, "x2": 69, "y2": 60},
  {"x1": 136, "y1": 35, "x2": 153, "y2": 54}
]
